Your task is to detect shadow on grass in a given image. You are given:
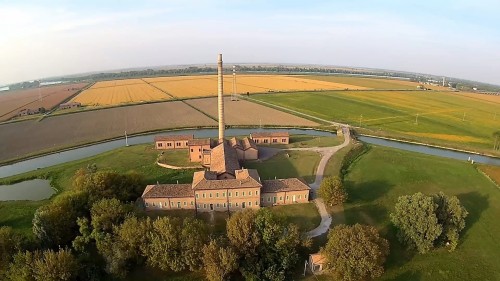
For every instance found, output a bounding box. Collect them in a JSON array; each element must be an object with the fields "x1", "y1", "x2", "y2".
[
  {"x1": 385, "y1": 270, "x2": 422, "y2": 281},
  {"x1": 343, "y1": 203, "x2": 388, "y2": 226},
  {"x1": 457, "y1": 191, "x2": 489, "y2": 237},
  {"x1": 345, "y1": 180, "x2": 394, "y2": 203}
]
